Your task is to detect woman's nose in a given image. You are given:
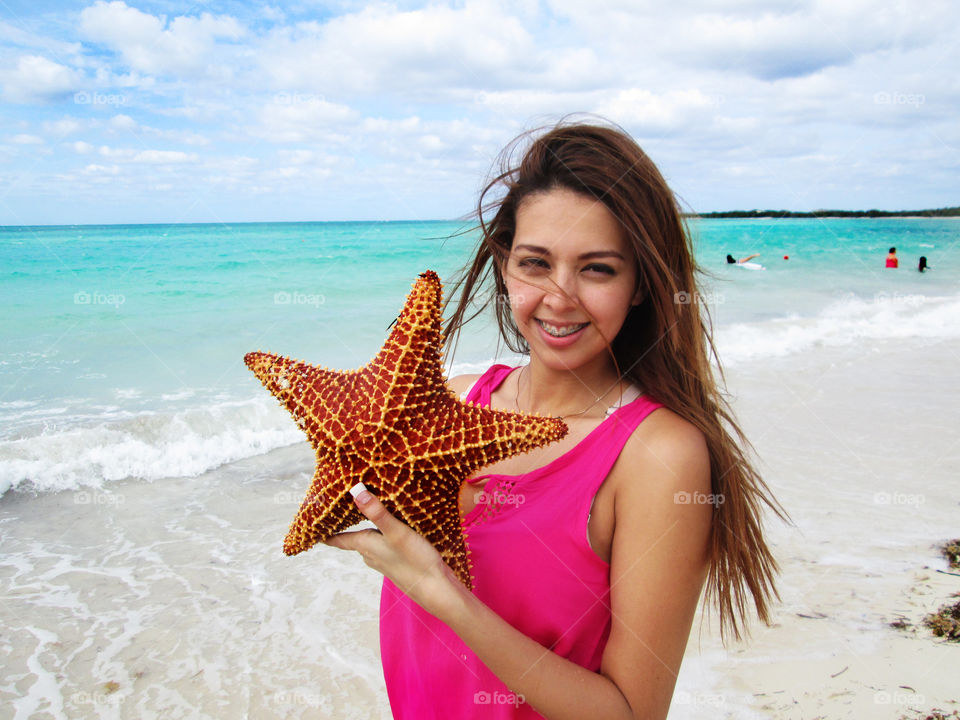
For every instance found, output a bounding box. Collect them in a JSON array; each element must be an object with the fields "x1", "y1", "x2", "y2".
[{"x1": 542, "y1": 270, "x2": 578, "y2": 310}]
